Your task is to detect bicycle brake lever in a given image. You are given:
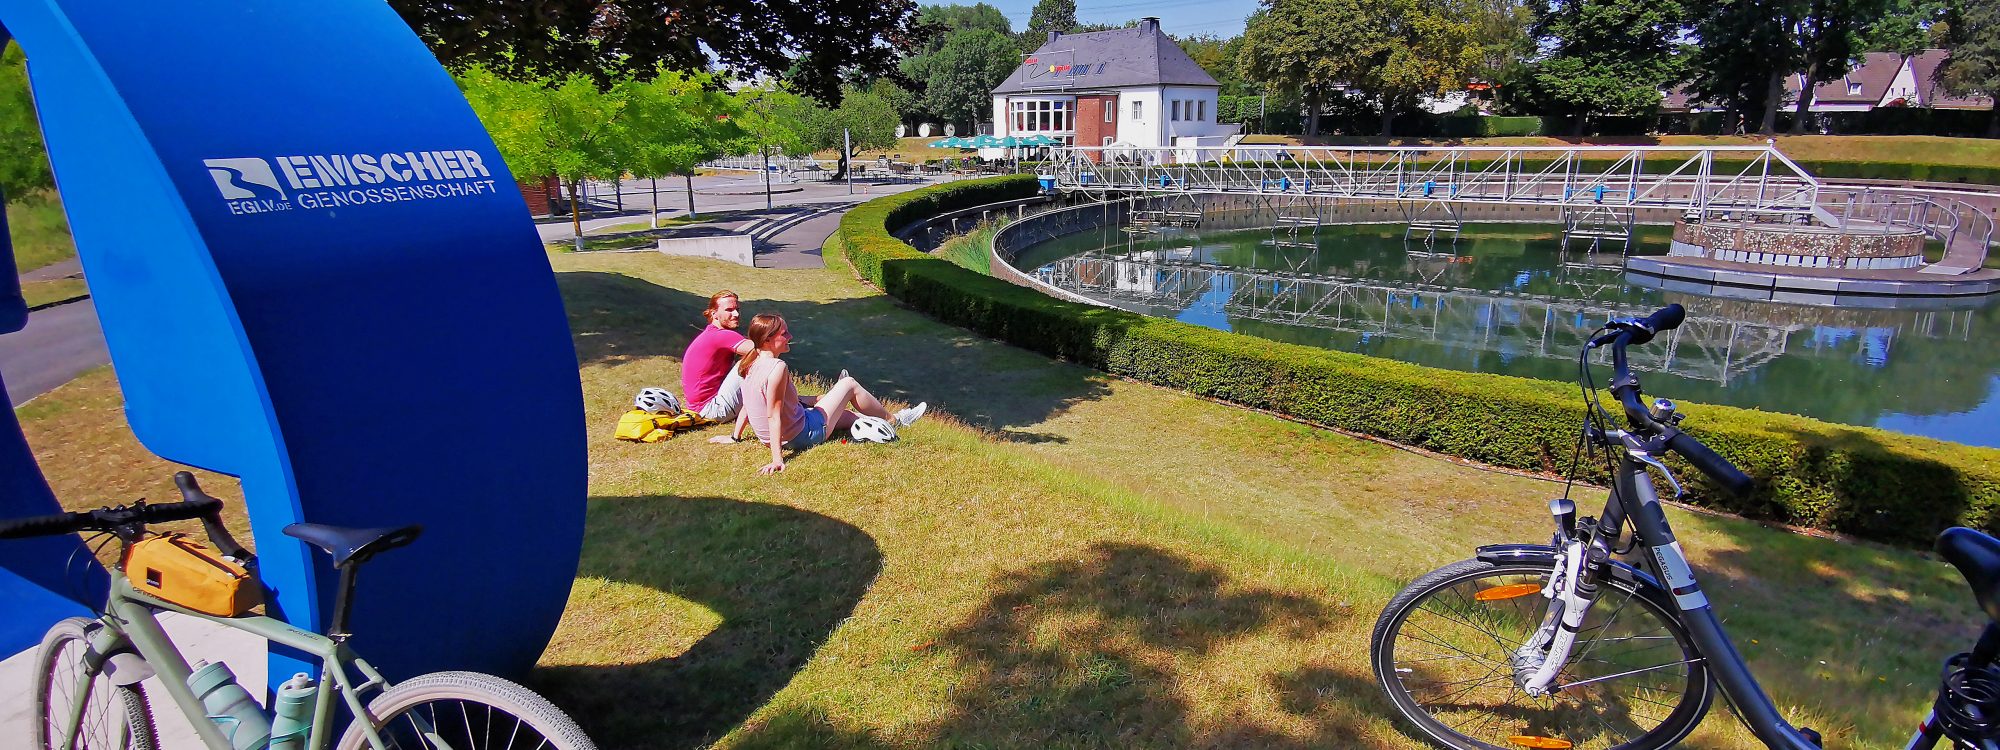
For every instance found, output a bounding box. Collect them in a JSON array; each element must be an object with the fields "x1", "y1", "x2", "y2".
[{"x1": 1630, "y1": 451, "x2": 1686, "y2": 498}]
